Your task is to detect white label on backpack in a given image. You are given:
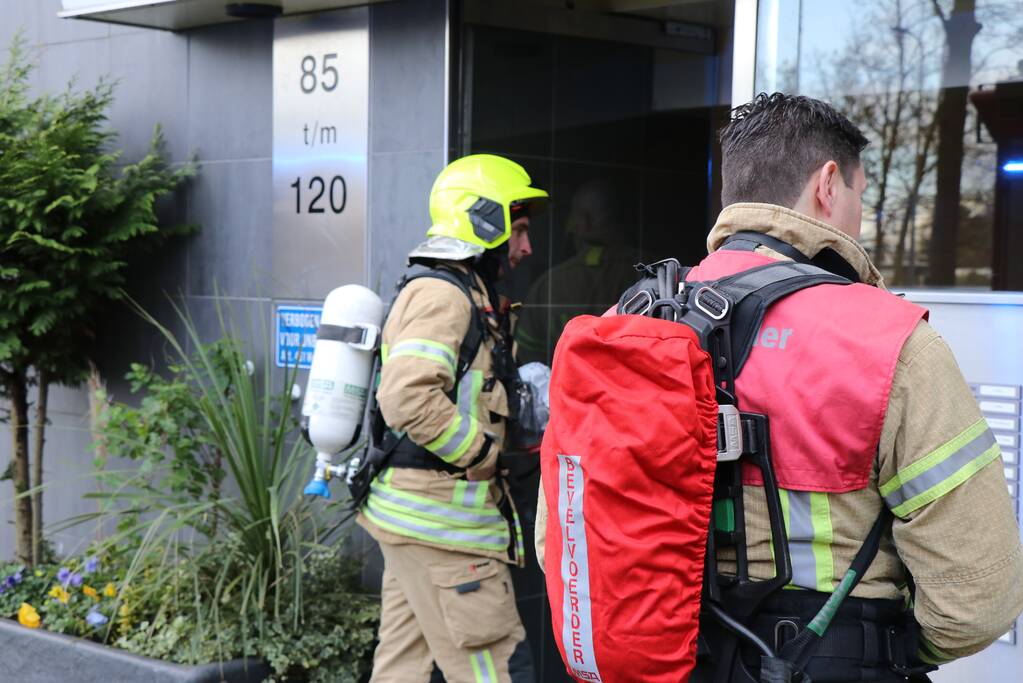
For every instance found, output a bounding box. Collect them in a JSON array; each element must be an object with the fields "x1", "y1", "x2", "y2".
[{"x1": 558, "y1": 454, "x2": 603, "y2": 682}]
